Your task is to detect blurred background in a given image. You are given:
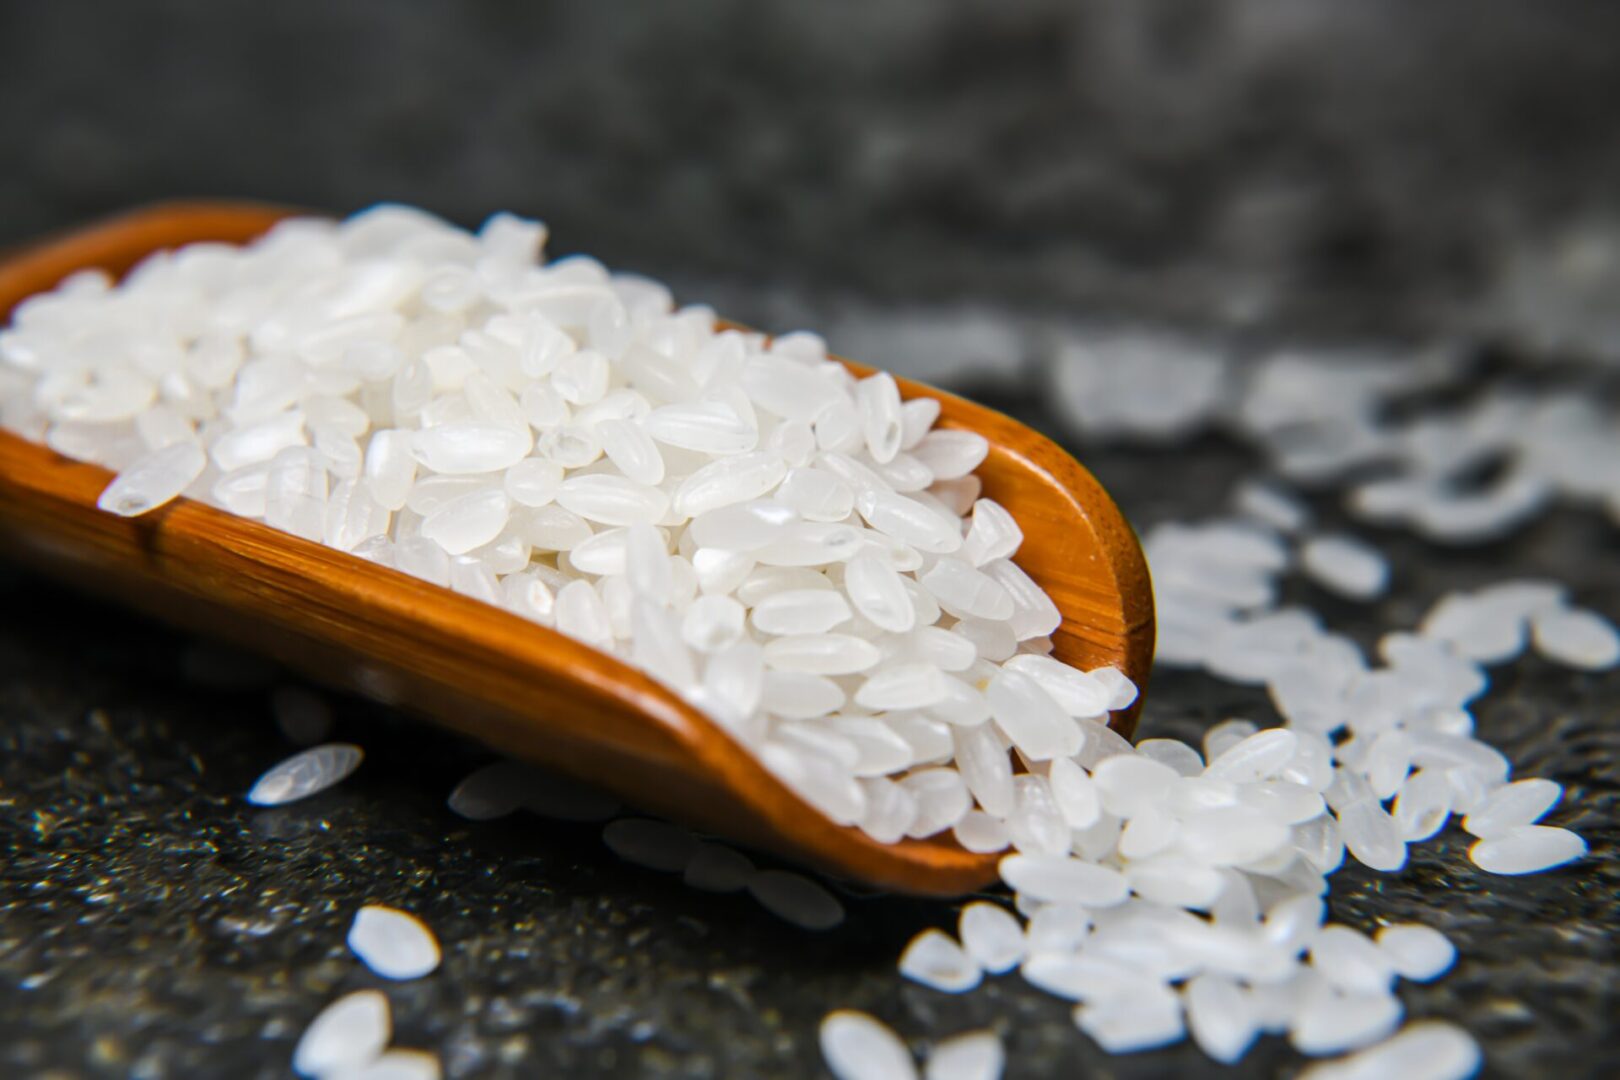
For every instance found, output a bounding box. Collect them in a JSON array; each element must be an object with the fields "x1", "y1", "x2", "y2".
[
  {"x1": 6, "y1": 0, "x2": 1620, "y2": 355},
  {"x1": 2, "y1": 3, "x2": 1617, "y2": 1078}
]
